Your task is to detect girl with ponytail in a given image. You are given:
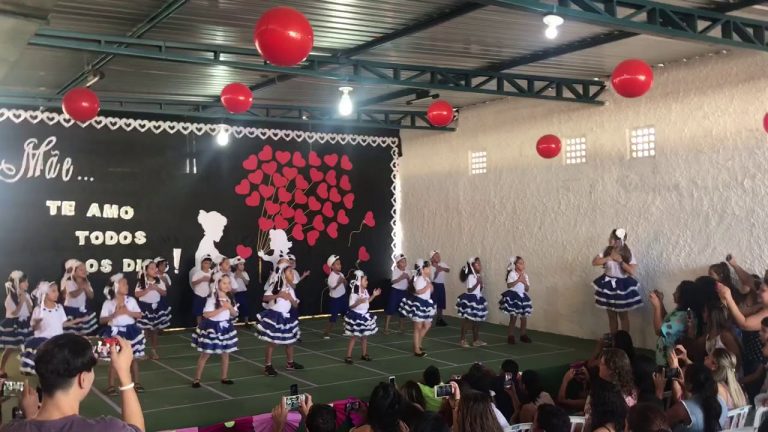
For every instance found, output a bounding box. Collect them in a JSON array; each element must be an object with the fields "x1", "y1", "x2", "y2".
[
  {"x1": 667, "y1": 362, "x2": 726, "y2": 432},
  {"x1": 0, "y1": 271, "x2": 33, "y2": 377},
  {"x1": 255, "y1": 264, "x2": 303, "y2": 377},
  {"x1": 135, "y1": 259, "x2": 171, "y2": 360},
  {"x1": 343, "y1": 270, "x2": 381, "y2": 364},
  {"x1": 60, "y1": 259, "x2": 98, "y2": 335},
  {"x1": 99, "y1": 273, "x2": 145, "y2": 395},
  {"x1": 399, "y1": 260, "x2": 436, "y2": 357},
  {"x1": 592, "y1": 228, "x2": 641, "y2": 334},
  {"x1": 456, "y1": 257, "x2": 488, "y2": 348},
  {"x1": 499, "y1": 256, "x2": 533, "y2": 345},
  {"x1": 705, "y1": 348, "x2": 748, "y2": 410}
]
